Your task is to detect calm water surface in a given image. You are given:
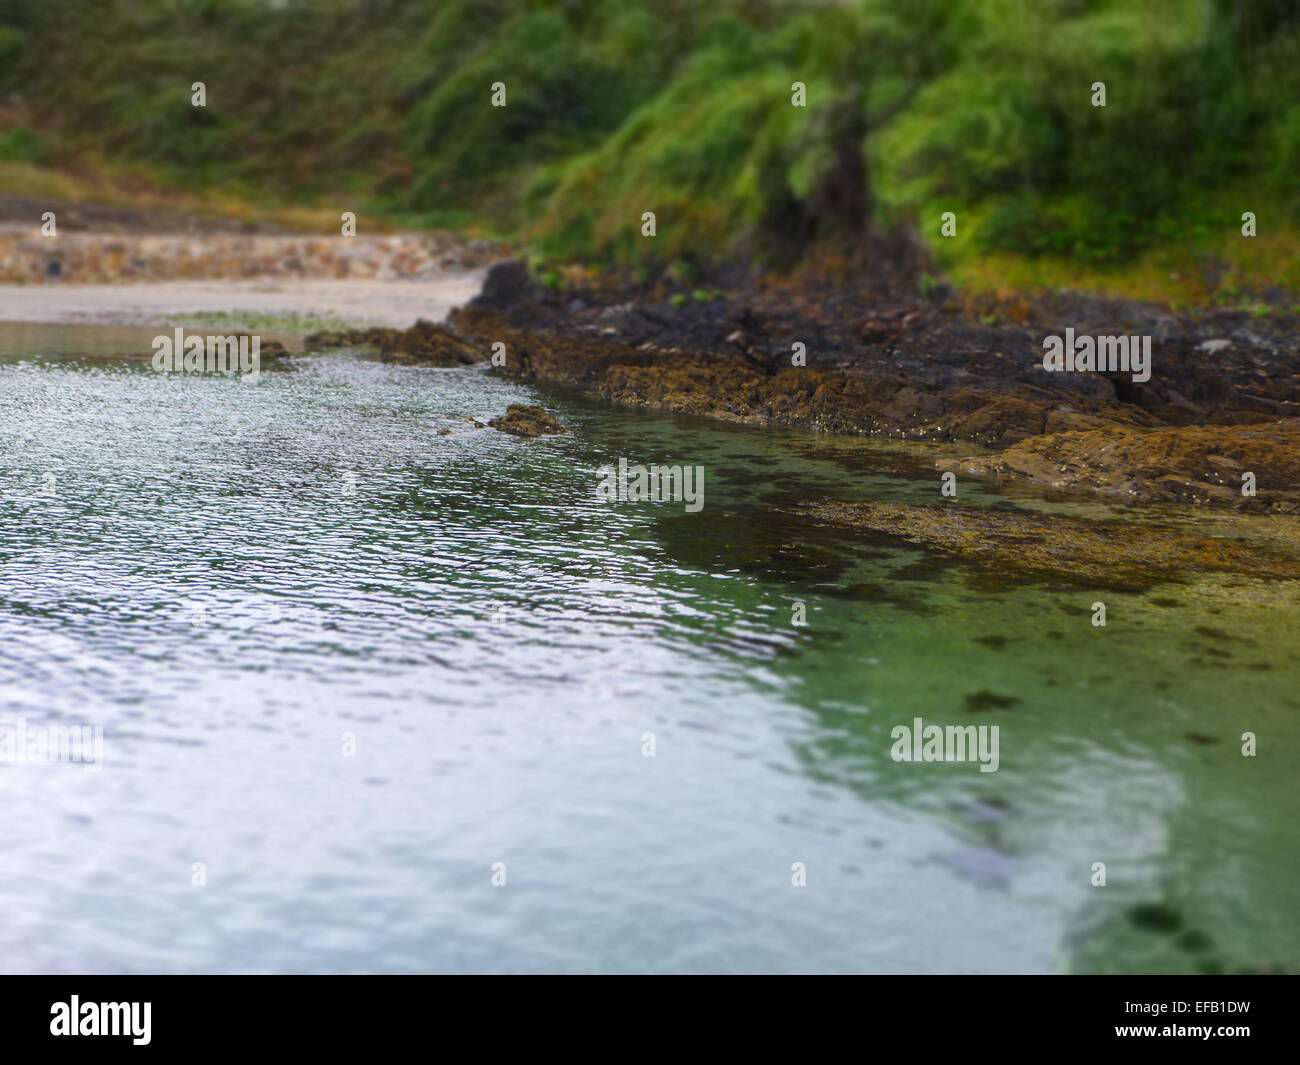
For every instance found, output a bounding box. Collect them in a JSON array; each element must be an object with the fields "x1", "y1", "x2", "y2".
[{"x1": 1, "y1": 323, "x2": 1297, "y2": 973}]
